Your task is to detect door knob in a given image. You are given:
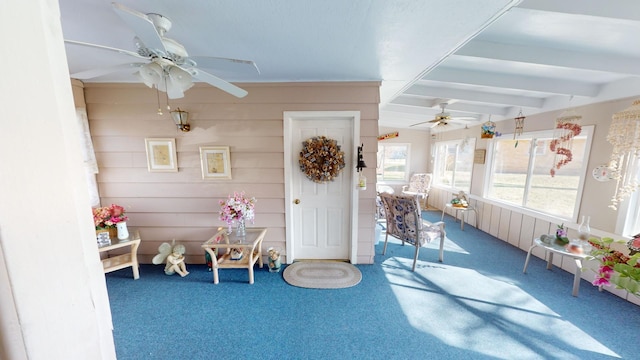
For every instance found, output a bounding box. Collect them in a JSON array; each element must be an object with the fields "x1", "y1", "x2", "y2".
[{"x1": 294, "y1": 199, "x2": 300, "y2": 204}]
